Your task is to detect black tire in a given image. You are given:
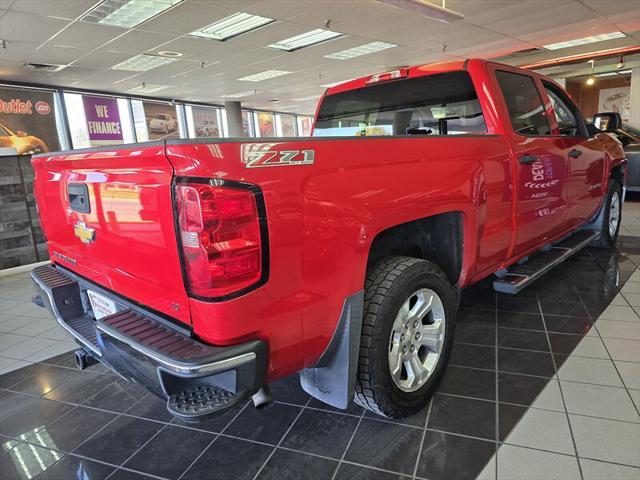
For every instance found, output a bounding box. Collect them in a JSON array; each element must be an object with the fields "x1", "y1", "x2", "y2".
[
  {"x1": 354, "y1": 256, "x2": 457, "y2": 418},
  {"x1": 594, "y1": 179, "x2": 622, "y2": 248}
]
